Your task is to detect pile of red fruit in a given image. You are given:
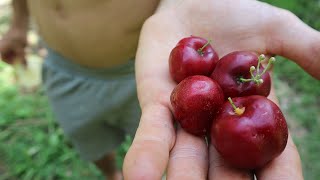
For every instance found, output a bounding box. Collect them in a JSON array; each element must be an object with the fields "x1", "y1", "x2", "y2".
[{"x1": 169, "y1": 36, "x2": 288, "y2": 169}]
